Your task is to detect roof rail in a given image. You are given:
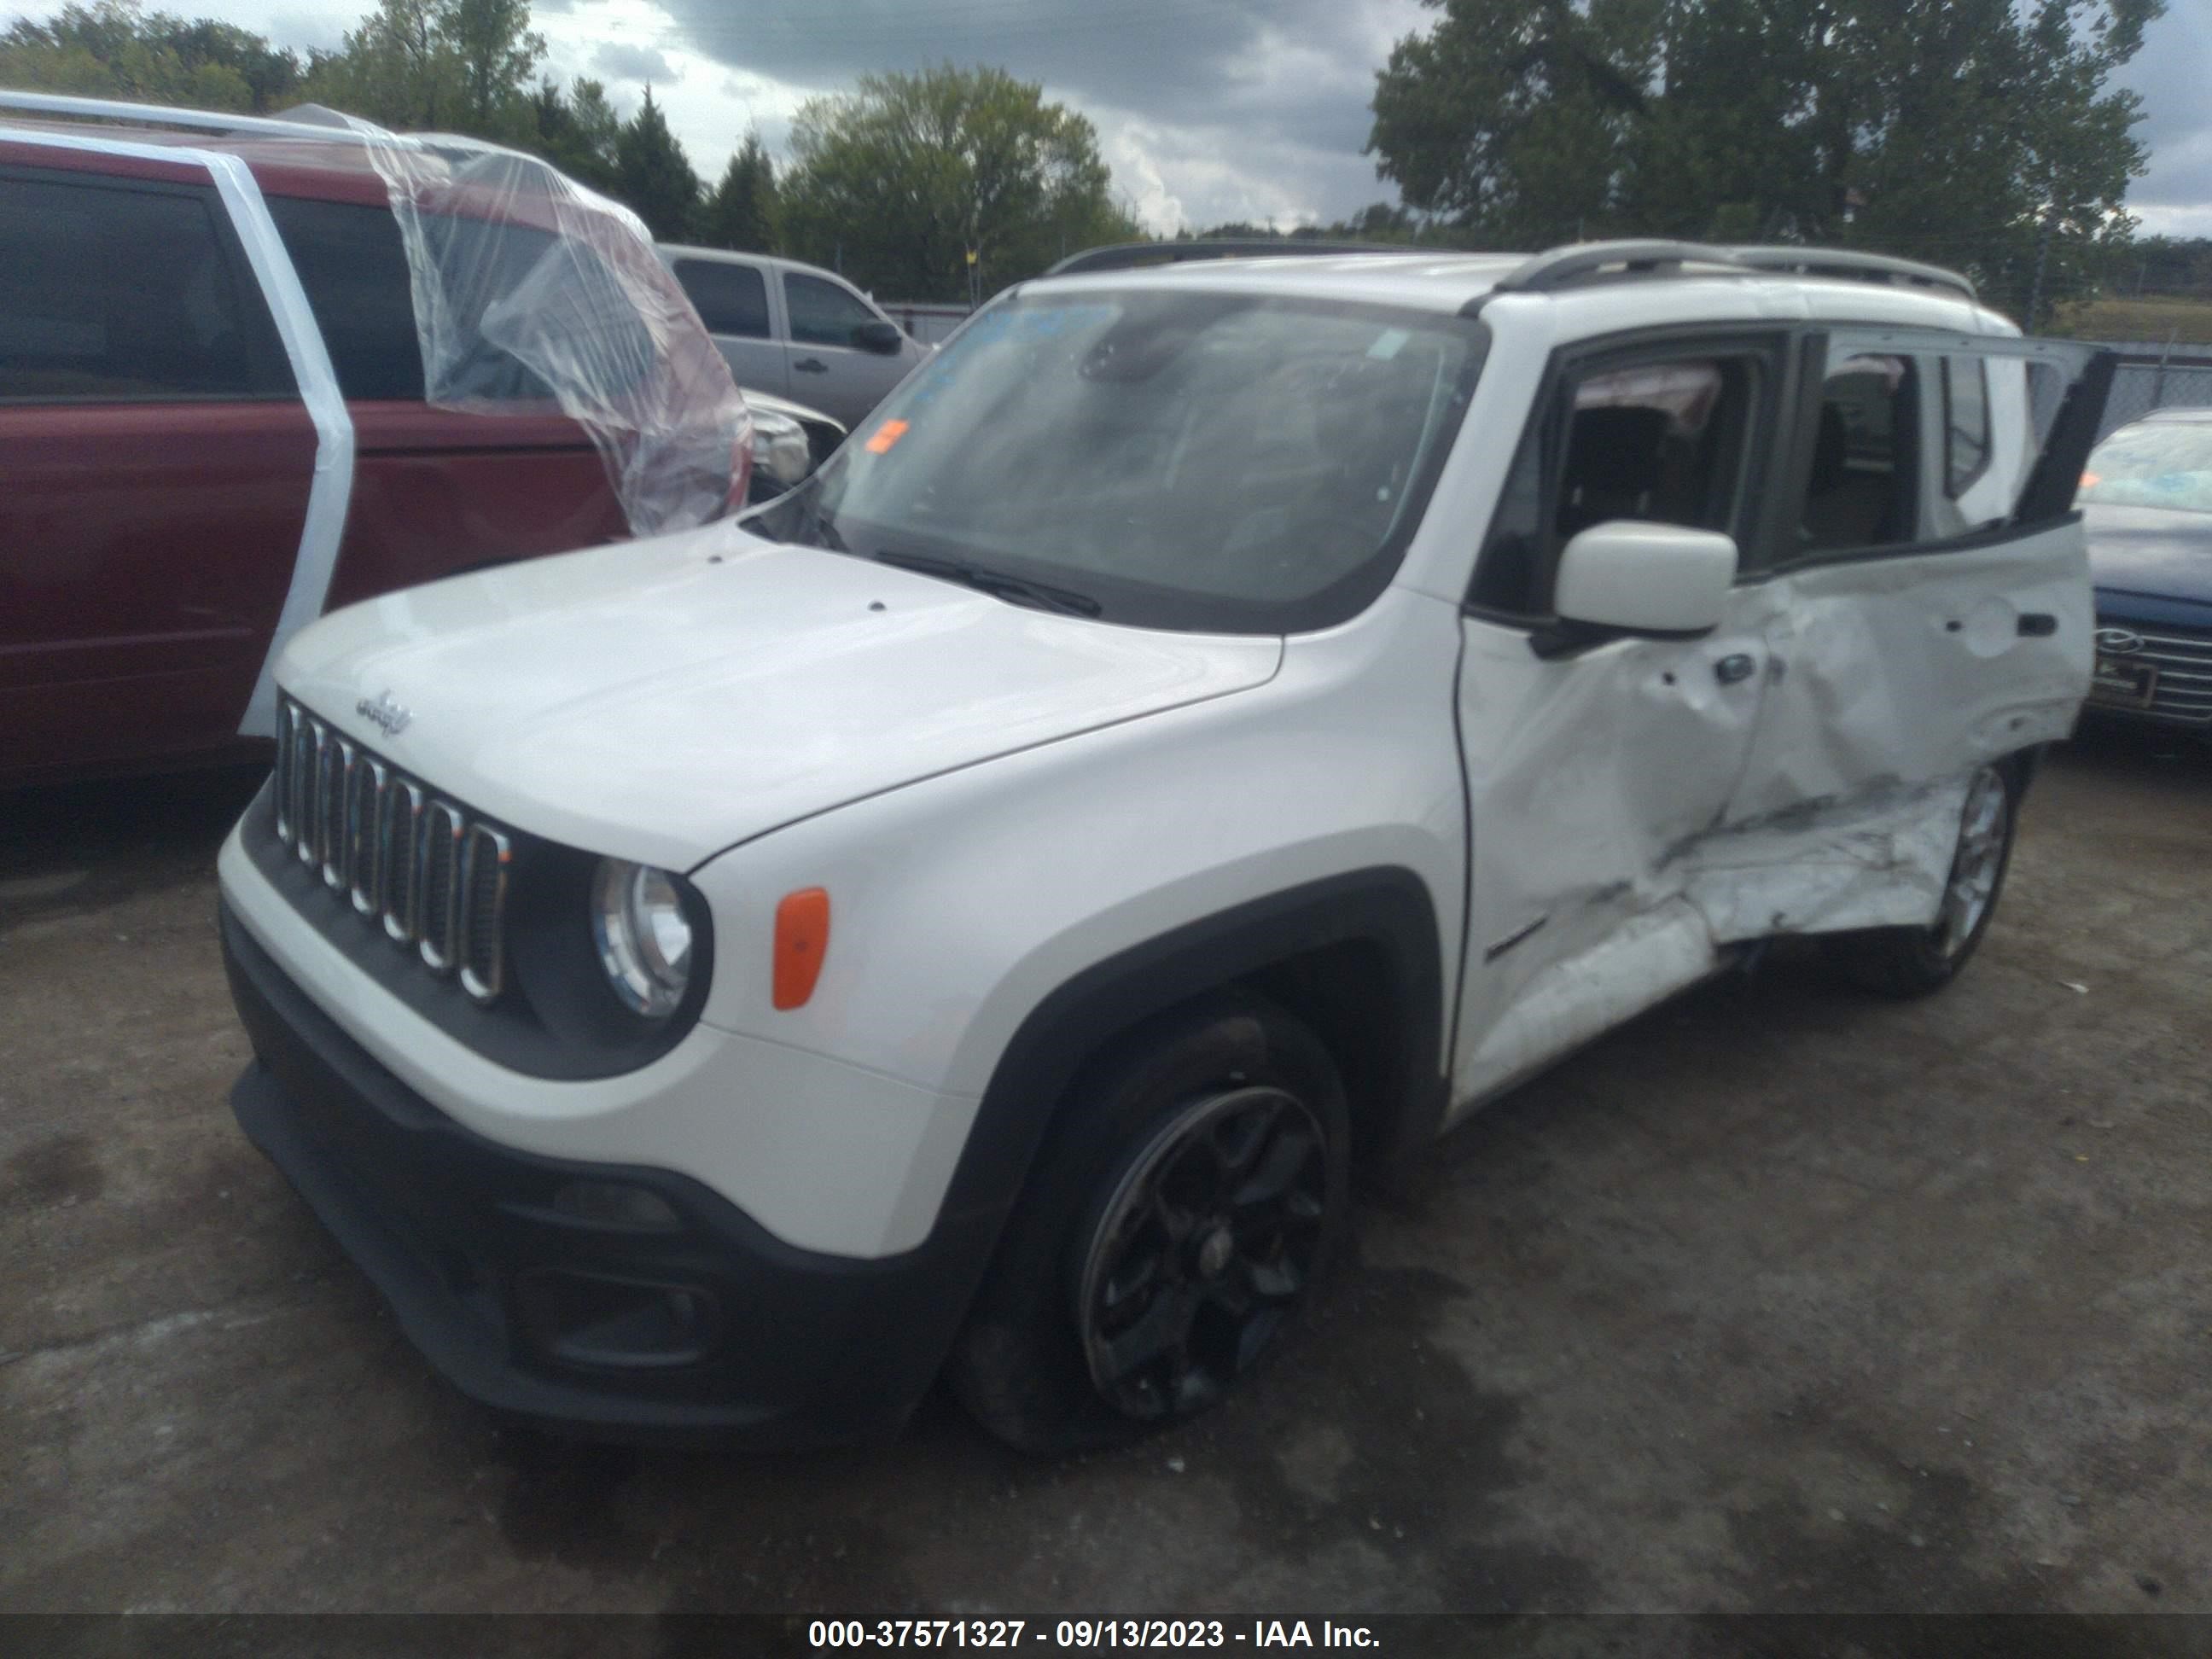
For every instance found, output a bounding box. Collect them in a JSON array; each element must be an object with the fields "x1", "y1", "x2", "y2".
[
  {"x1": 1046, "y1": 238, "x2": 1433, "y2": 277},
  {"x1": 1477, "y1": 236, "x2": 1980, "y2": 308},
  {"x1": 1493, "y1": 239, "x2": 1747, "y2": 294},
  {"x1": 1723, "y1": 246, "x2": 1976, "y2": 300},
  {"x1": 0, "y1": 88, "x2": 363, "y2": 143}
]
